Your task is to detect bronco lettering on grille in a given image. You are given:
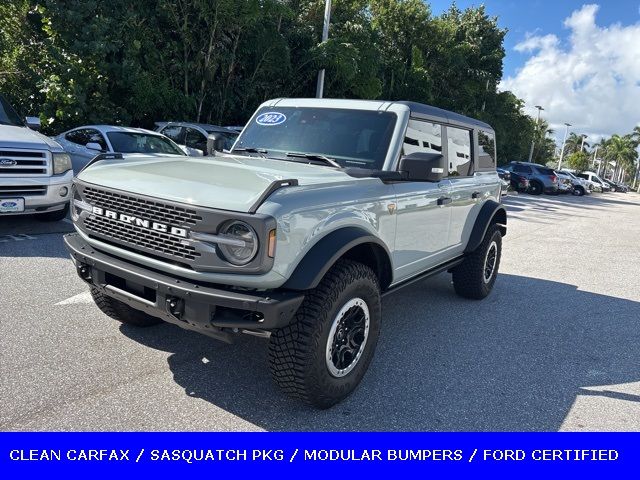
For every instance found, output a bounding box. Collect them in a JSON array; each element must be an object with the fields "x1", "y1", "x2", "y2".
[{"x1": 91, "y1": 206, "x2": 188, "y2": 238}]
